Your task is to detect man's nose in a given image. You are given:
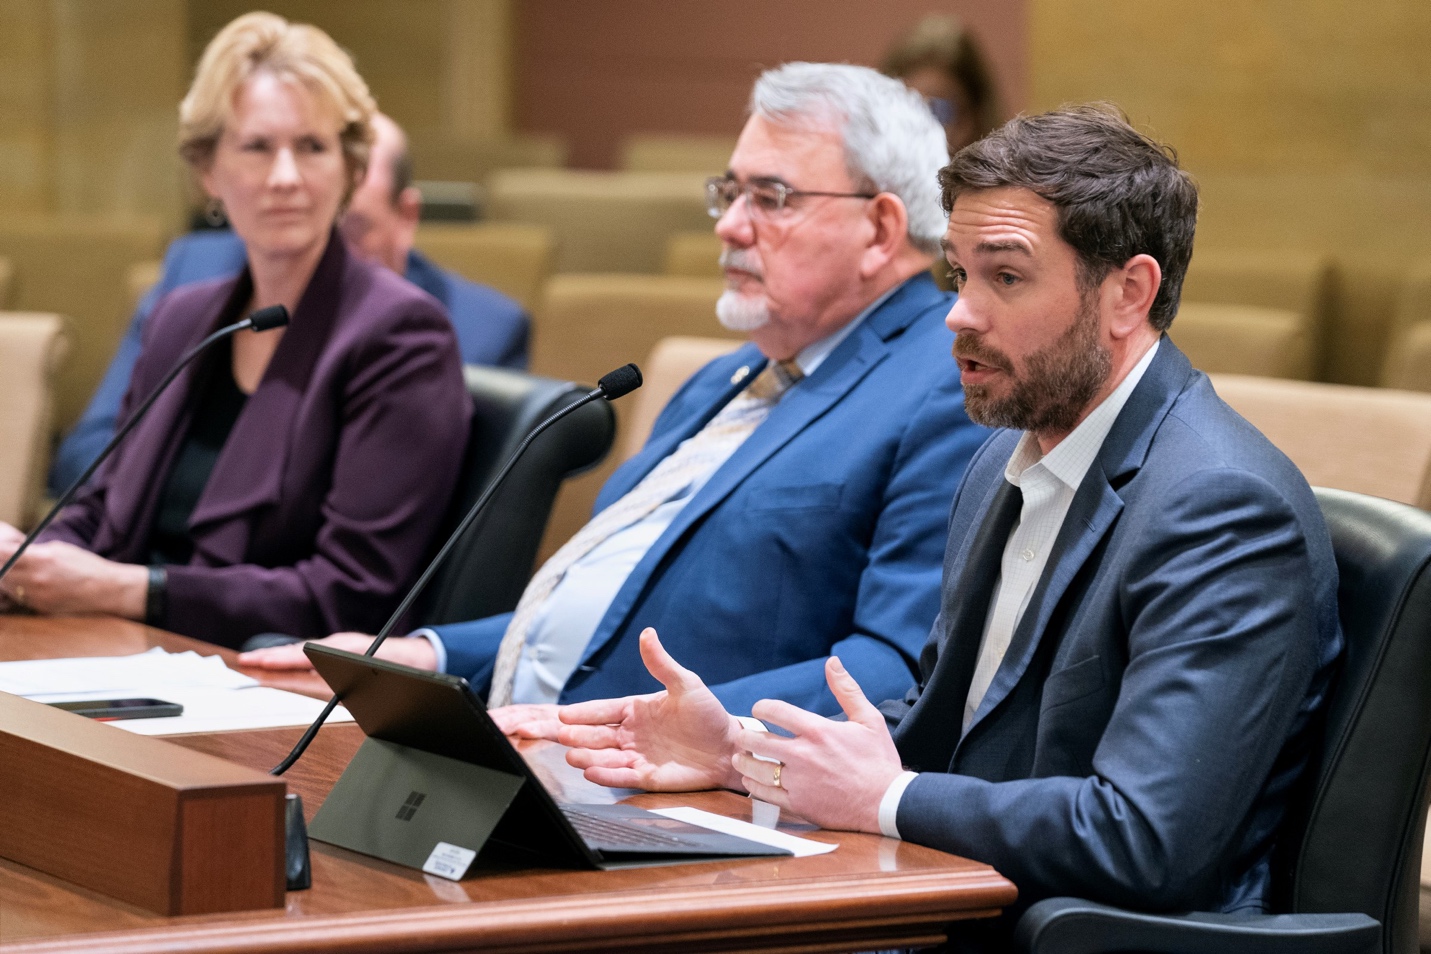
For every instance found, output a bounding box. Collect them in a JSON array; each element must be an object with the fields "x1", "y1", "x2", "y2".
[
  {"x1": 713, "y1": 193, "x2": 755, "y2": 246},
  {"x1": 944, "y1": 292, "x2": 982, "y2": 336}
]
